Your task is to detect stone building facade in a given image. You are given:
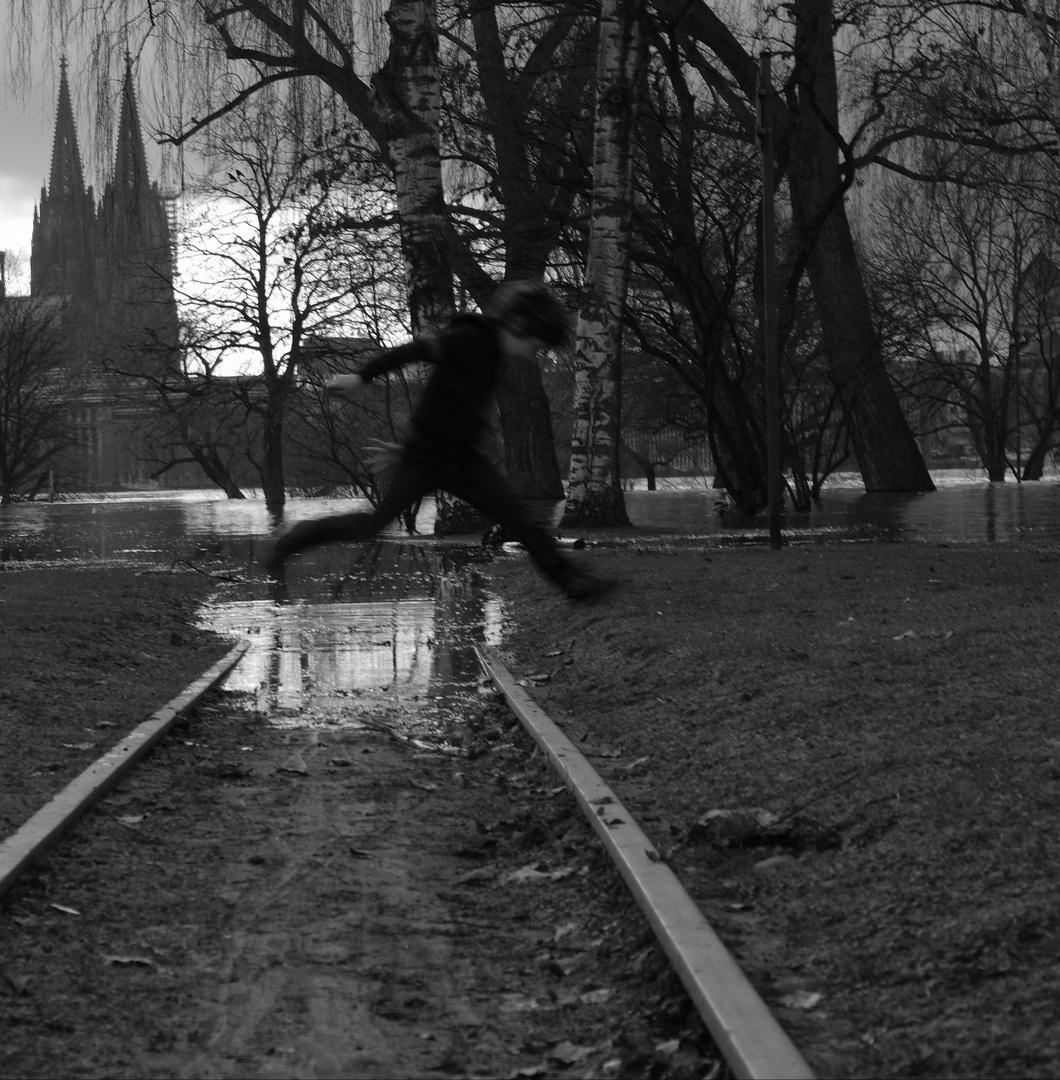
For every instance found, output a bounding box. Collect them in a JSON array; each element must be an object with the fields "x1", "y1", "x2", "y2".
[{"x1": 31, "y1": 57, "x2": 182, "y2": 490}]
